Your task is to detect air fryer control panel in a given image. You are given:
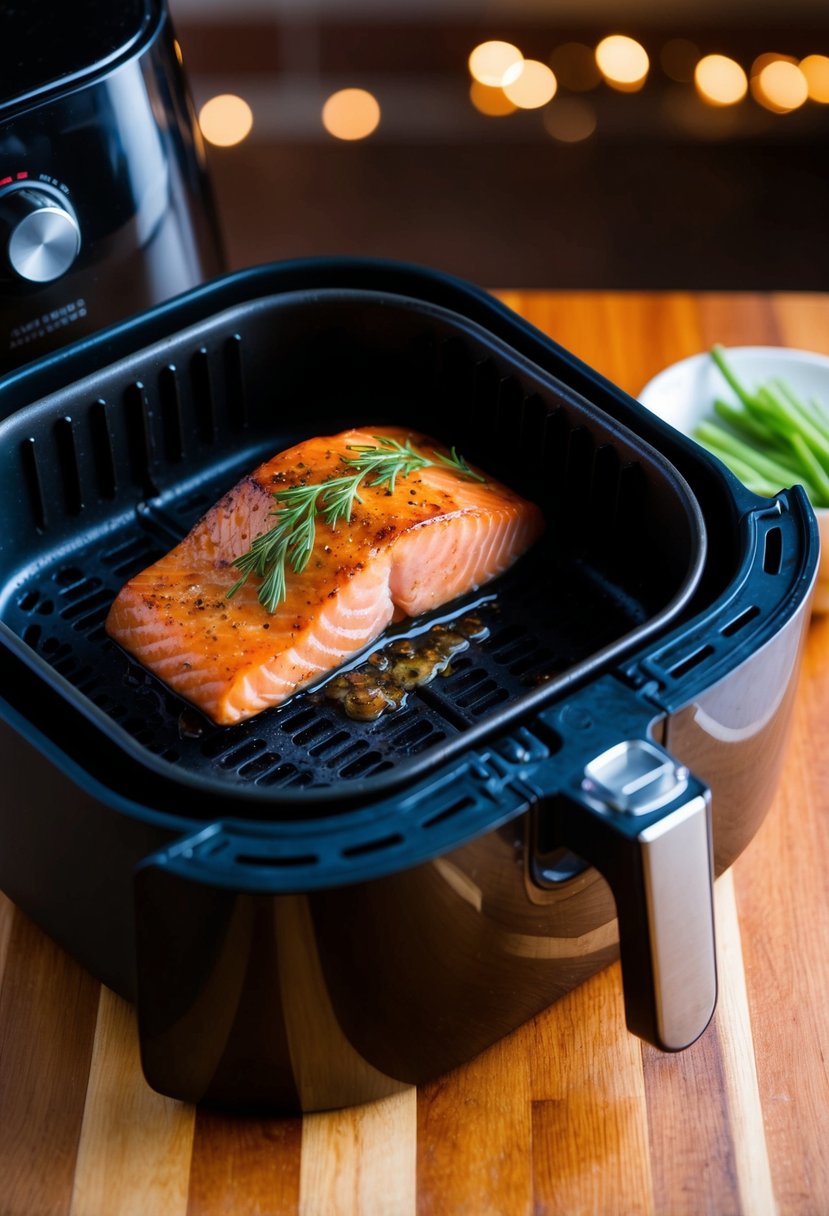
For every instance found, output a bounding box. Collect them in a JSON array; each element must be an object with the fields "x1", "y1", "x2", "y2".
[{"x1": 0, "y1": 0, "x2": 223, "y2": 374}]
